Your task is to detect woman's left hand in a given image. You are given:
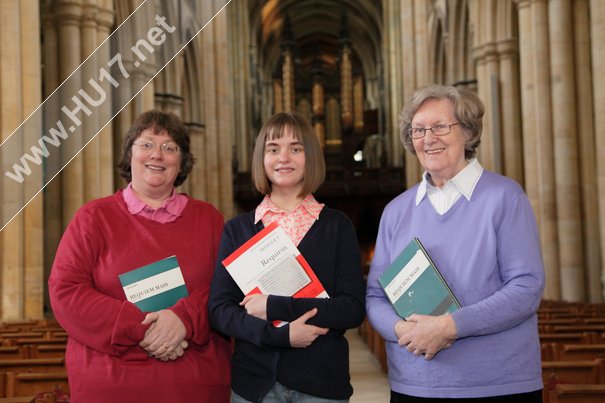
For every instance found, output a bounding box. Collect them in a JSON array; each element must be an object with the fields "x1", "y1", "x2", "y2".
[
  {"x1": 240, "y1": 294, "x2": 268, "y2": 320},
  {"x1": 396, "y1": 313, "x2": 457, "y2": 360},
  {"x1": 139, "y1": 309, "x2": 187, "y2": 360}
]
